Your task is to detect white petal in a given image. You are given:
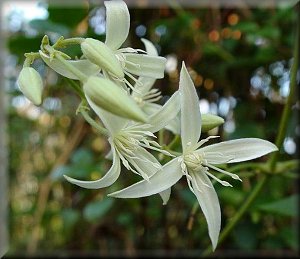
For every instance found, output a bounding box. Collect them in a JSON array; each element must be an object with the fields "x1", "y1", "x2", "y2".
[
  {"x1": 108, "y1": 158, "x2": 182, "y2": 198},
  {"x1": 142, "y1": 102, "x2": 162, "y2": 115},
  {"x1": 132, "y1": 77, "x2": 156, "y2": 97},
  {"x1": 159, "y1": 188, "x2": 171, "y2": 205},
  {"x1": 179, "y1": 62, "x2": 201, "y2": 152},
  {"x1": 64, "y1": 148, "x2": 121, "y2": 189},
  {"x1": 104, "y1": 0, "x2": 130, "y2": 50},
  {"x1": 190, "y1": 172, "x2": 221, "y2": 251},
  {"x1": 141, "y1": 38, "x2": 158, "y2": 56},
  {"x1": 86, "y1": 96, "x2": 127, "y2": 136},
  {"x1": 199, "y1": 138, "x2": 278, "y2": 164},
  {"x1": 128, "y1": 146, "x2": 161, "y2": 177},
  {"x1": 39, "y1": 51, "x2": 100, "y2": 80},
  {"x1": 165, "y1": 114, "x2": 180, "y2": 135},
  {"x1": 147, "y1": 91, "x2": 180, "y2": 133},
  {"x1": 127, "y1": 146, "x2": 171, "y2": 205},
  {"x1": 124, "y1": 53, "x2": 166, "y2": 78}
]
